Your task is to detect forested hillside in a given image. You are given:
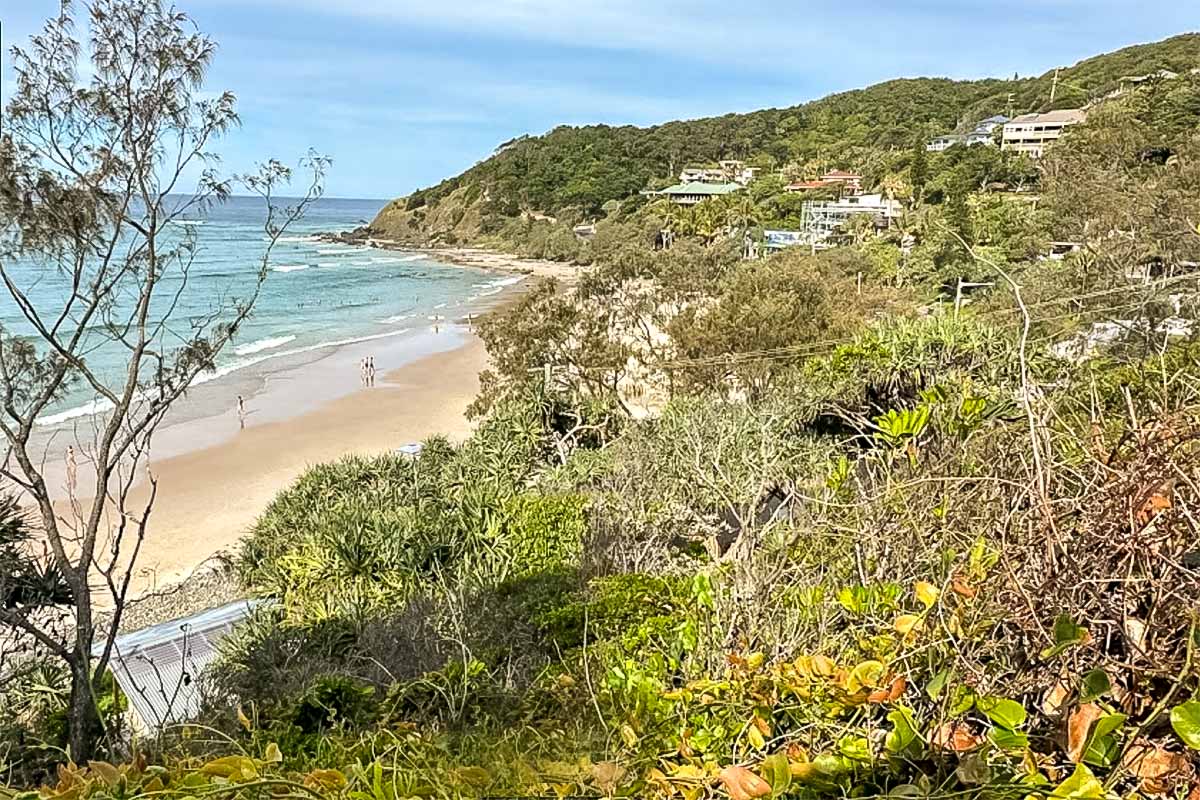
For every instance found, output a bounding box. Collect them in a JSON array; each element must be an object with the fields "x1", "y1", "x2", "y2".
[{"x1": 369, "y1": 33, "x2": 1200, "y2": 243}]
